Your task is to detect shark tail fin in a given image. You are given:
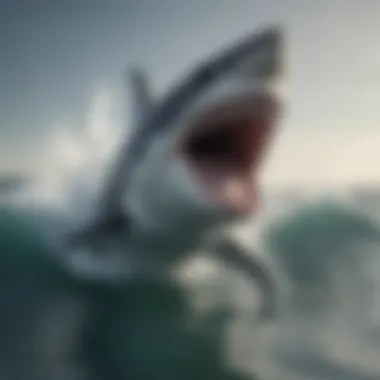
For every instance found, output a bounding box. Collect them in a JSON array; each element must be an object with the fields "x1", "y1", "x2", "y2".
[{"x1": 127, "y1": 66, "x2": 154, "y2": 127}]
